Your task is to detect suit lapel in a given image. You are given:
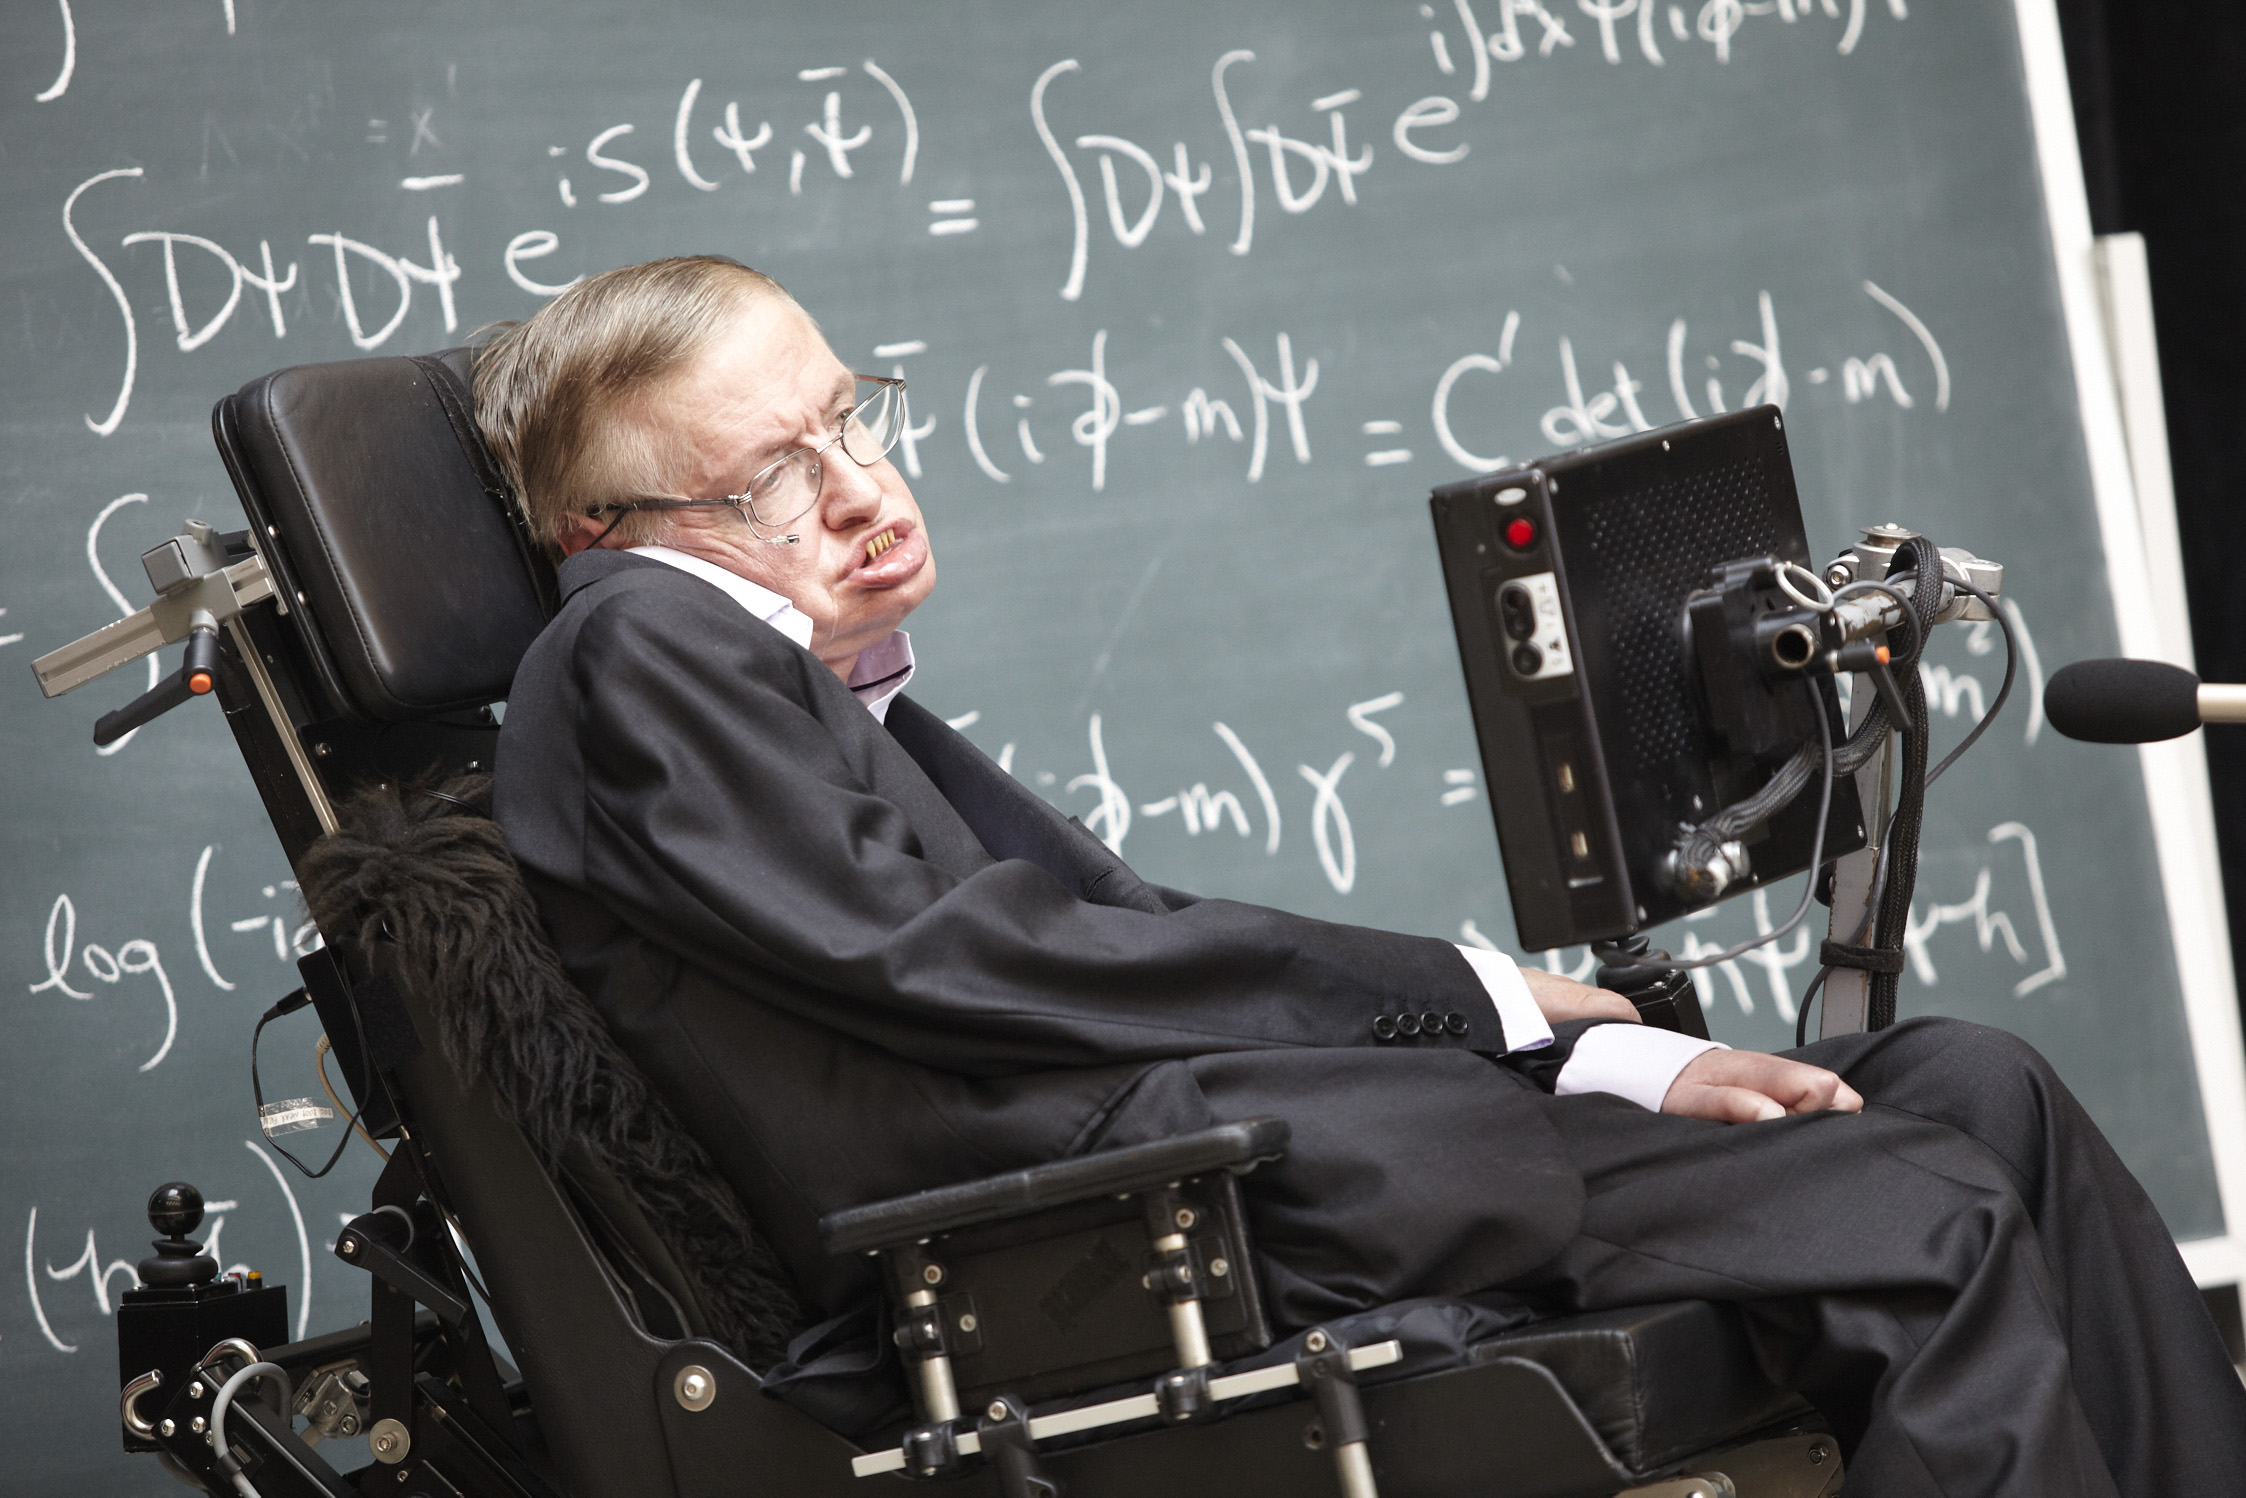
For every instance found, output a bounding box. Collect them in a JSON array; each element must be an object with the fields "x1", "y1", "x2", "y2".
[{"x1": 884, "y1": 697, "x2": 1169, "y2": 914}]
